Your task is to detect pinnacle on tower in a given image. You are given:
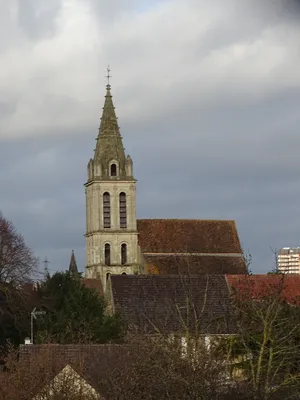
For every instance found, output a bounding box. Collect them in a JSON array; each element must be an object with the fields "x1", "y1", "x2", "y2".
[{"x1": 69, "y1": 249, "x2": 79, "y2": 277}]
